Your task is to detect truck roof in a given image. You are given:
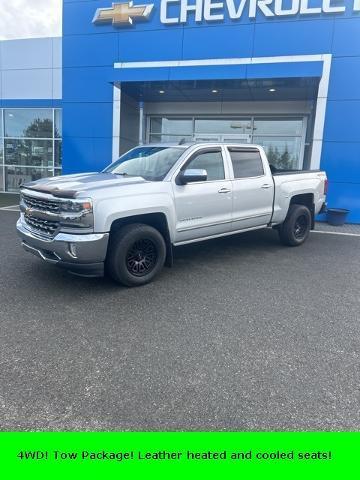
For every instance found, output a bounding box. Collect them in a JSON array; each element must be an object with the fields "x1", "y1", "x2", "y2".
[{"x1": 142, "y1": 142, "x2": 263, "y2": 149}]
